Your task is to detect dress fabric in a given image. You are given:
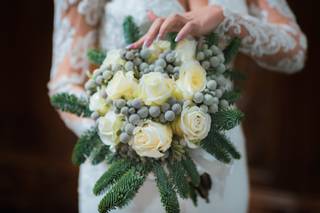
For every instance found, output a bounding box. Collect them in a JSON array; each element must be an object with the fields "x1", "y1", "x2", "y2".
[{"x1": 48, "y1": 0, "x2": 307, "y2": 212}]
